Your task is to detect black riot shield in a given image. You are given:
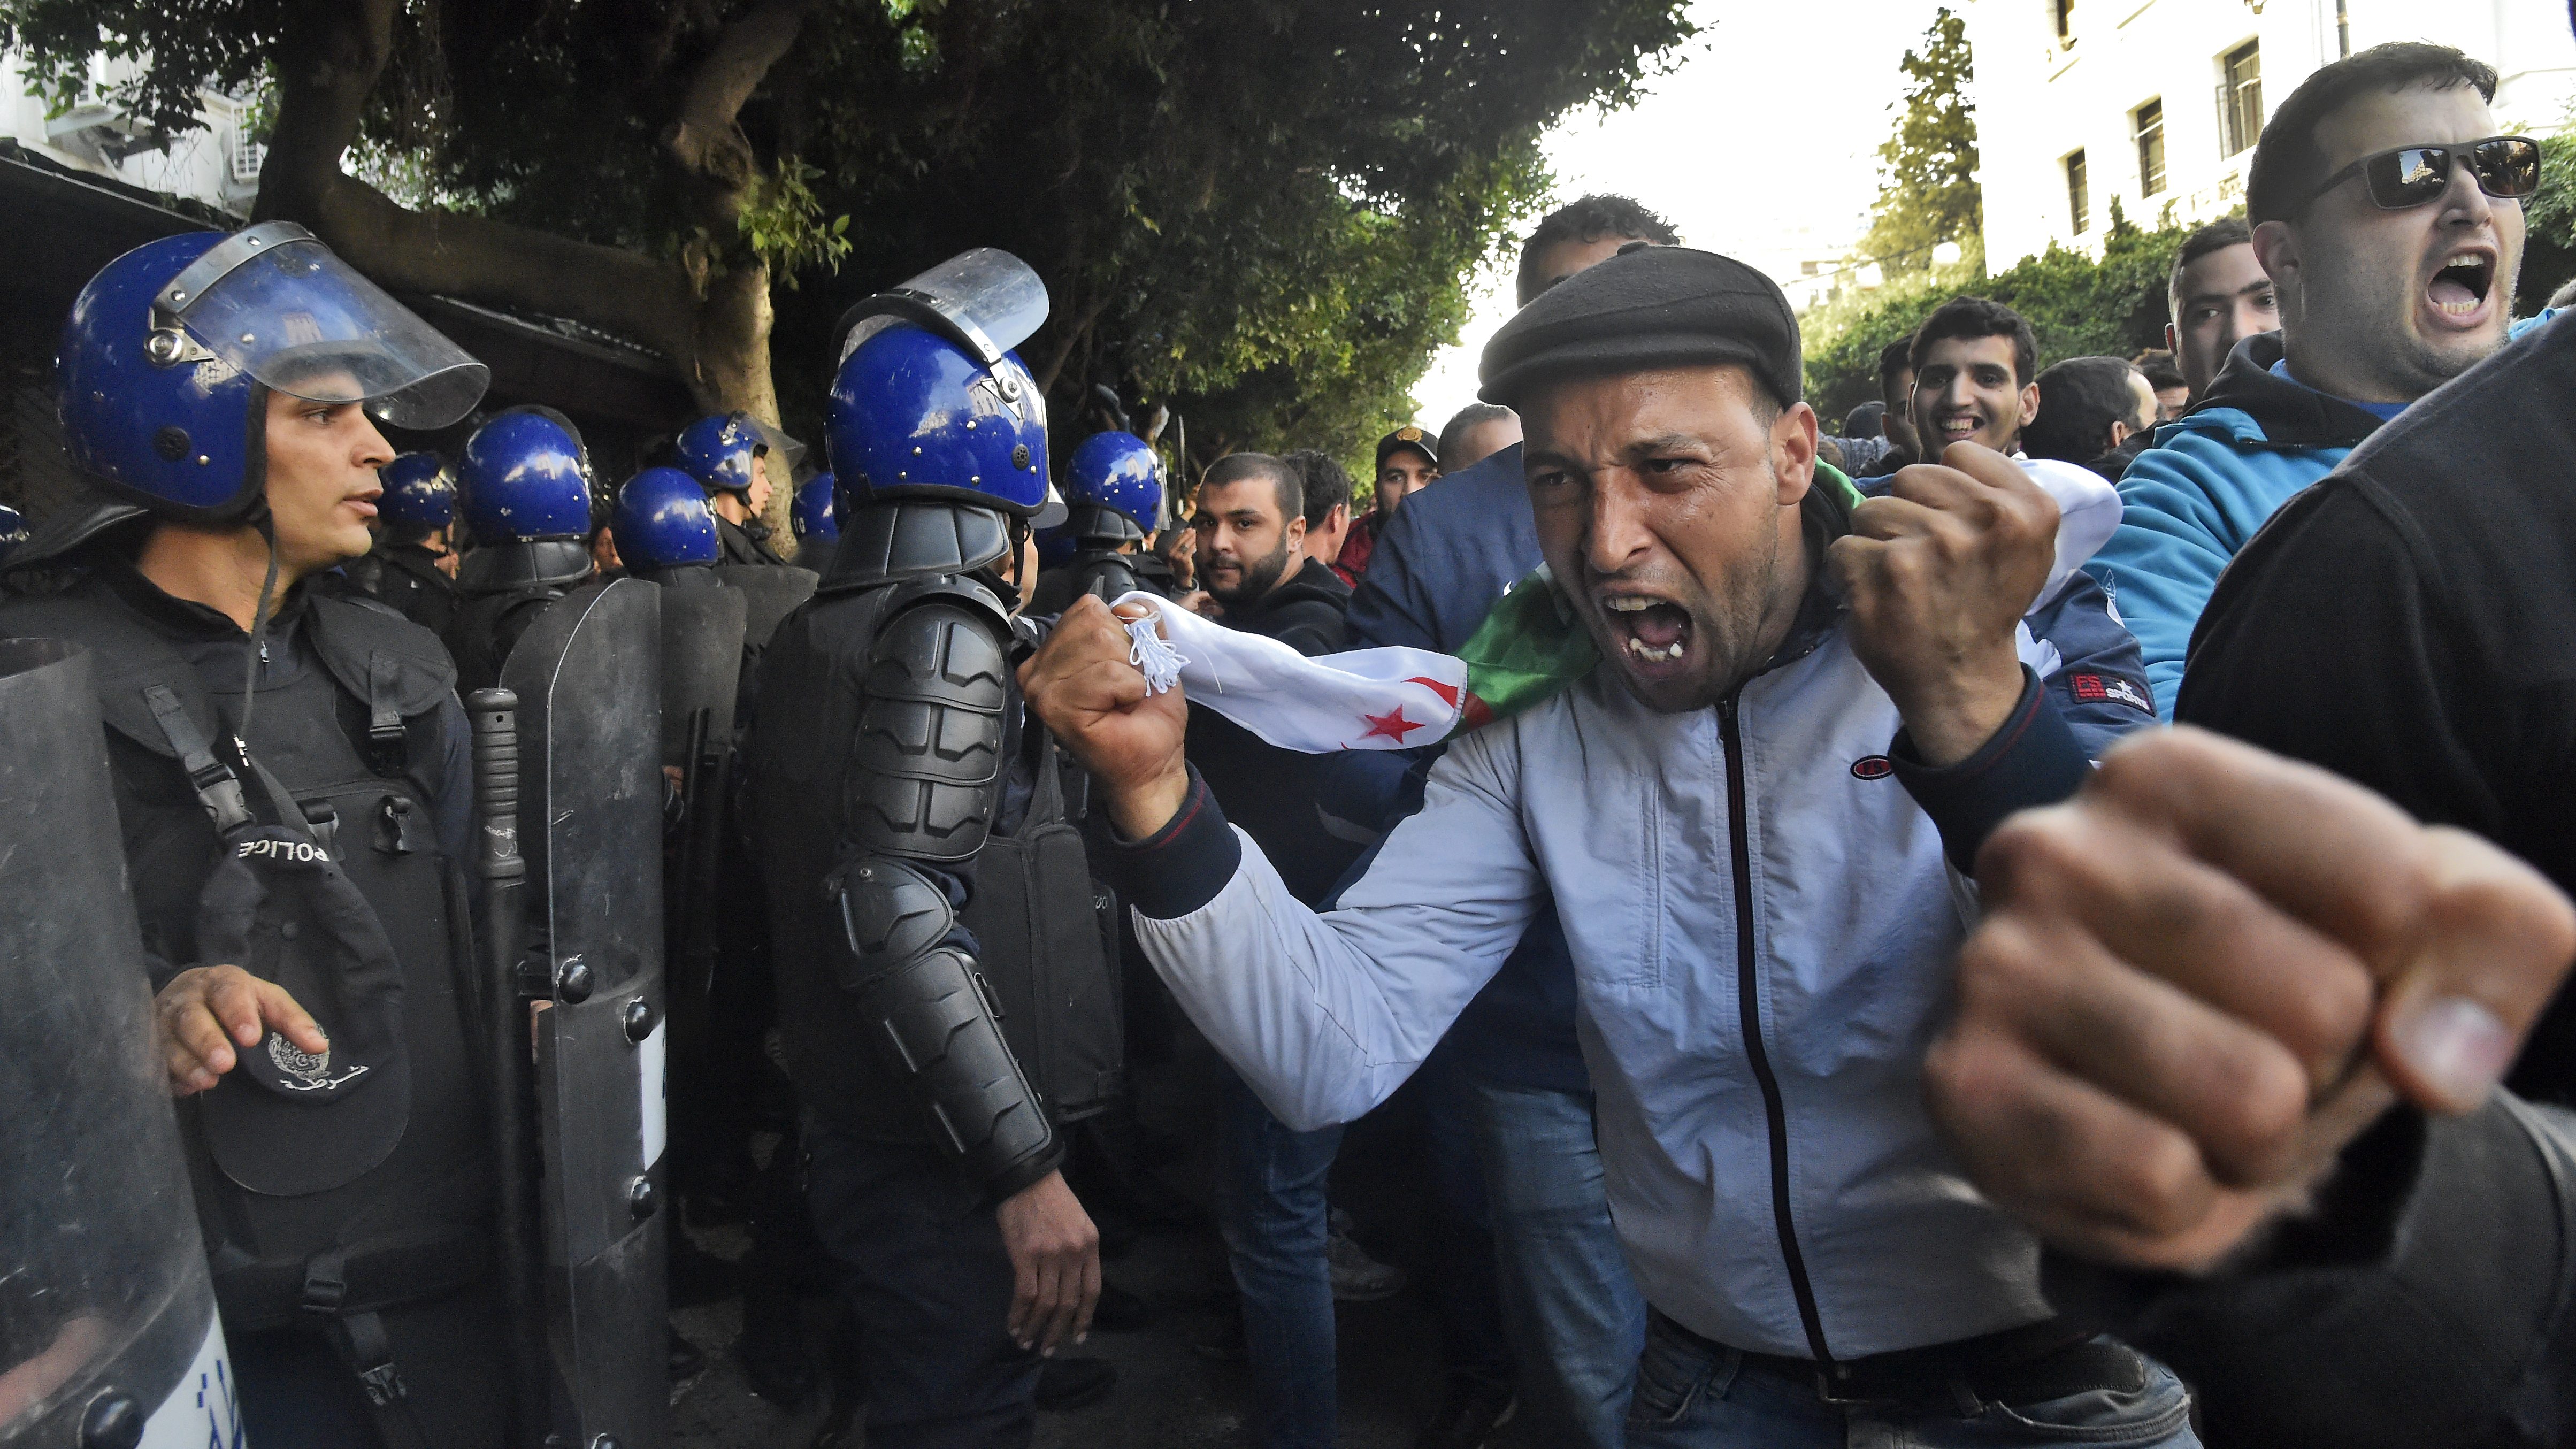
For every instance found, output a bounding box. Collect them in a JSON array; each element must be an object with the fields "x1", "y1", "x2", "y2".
[
  {"x1": 0, "y1": 638, "x2": 241, "y2": 1449},
  {"x1": 499, "y1": 579, "x2": 669, "y2": 1449},
  {"x1": 655, "y1": 583, "x2": 748, "y2": 1024},
  {"x1": 715, "y1": 563, "x2": 818, "y2": 653}
]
